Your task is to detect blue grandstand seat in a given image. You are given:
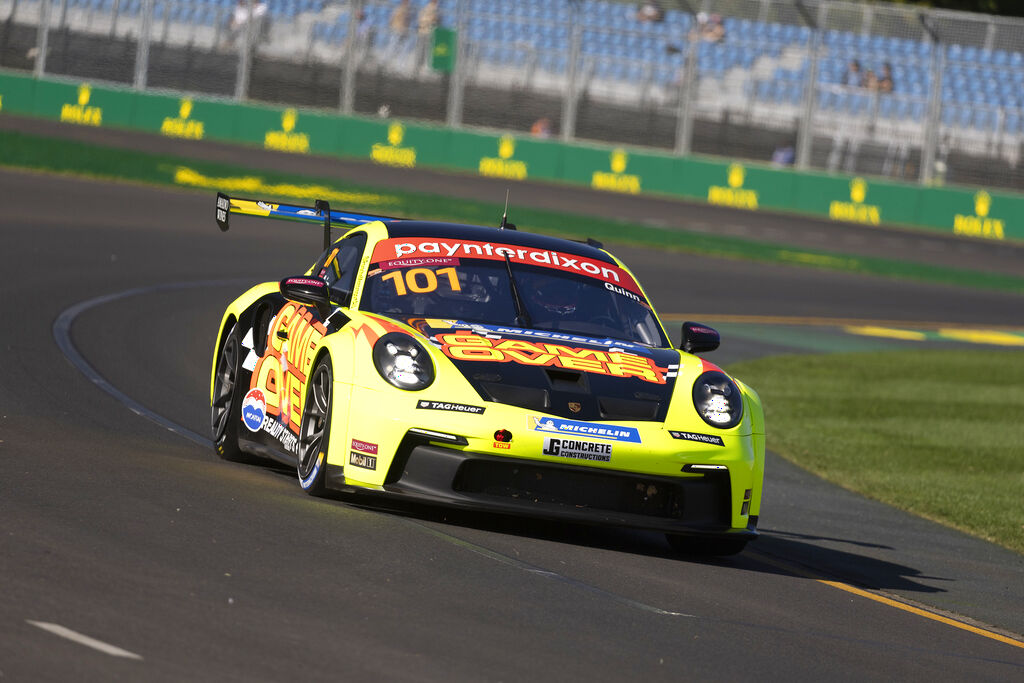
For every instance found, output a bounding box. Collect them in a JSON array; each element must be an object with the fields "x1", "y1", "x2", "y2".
[
  {"x1": 955, "y1": 106, "x2": 972, "y2": 127},
  {"x1": 1006, "y1": 112, "x2": 1021, "y2": 134},
  {"x1": 941, "y1": 106, "x2": 956, "y2": 126},
  {"x1": 653, "y1": 66, "x2": 675, "y2": 85},
  {"x1": 849, "y1": 93, "x2": 869, "y2": 115},
  {"x1": 972, "y1": 109, "x2": 995, "y2": 130},
  {"x1": 879, "y1": 96, "x2": 896, "y2": 117}
]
